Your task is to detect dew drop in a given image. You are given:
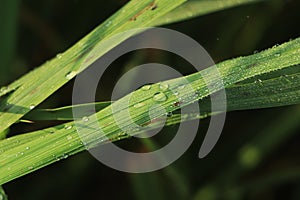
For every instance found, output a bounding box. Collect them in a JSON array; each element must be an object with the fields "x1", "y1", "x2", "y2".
[
  {"x1": 65, "y1": 71, "x2": 77, "y2": 80},
  {"x1": 141, "y1": 85, "x2": 151, "y2": 91},
  {"x1": 29, "y1": 104, "x2": 35, "y2": 110},
  {"x1": 82, "y1": 116, "x2": 89, "y2": 122},
  {"x1": 159, "y1": 82, "x2": 169, "y2": 91},
  {"x1": 274, "y1": 53, "x2": 281, "y2": 57},
  {"x1": 193, "y1": 91, "x2": 200, "y2": 98},
  {"x1": 56, "y1": 54, "x2": 63, "y2": 59},
  {"x1": 0, "y1": 86, "x2": 8, "y2": 93},
  {"x1": 134, "y1": 102, "x2": 145, "y2": 108},
  {"x1": 62, "y1": 154, "x2": 69, "y2": 159},
  {"x1": 78, "y1": 42, "x2": 84, "y2": 47},
  {"x1": 153, "y1": 92, "x2": 167, "y2": 102},
  {"x1": 66, "y1": 135, "x2": 73, "y2": 140},
  {"x1": 25, "y1": 147, "x2": 30, "y2": 150},
  {"x1": 65, "y1": 125, "x2": 72, "y2": 130},
  {"x1": 177, "y1": 85, "x2": 186, "y2": 90},
  {"x1": 105, "y1": 21, "x2": 112, "y2": 27}
]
